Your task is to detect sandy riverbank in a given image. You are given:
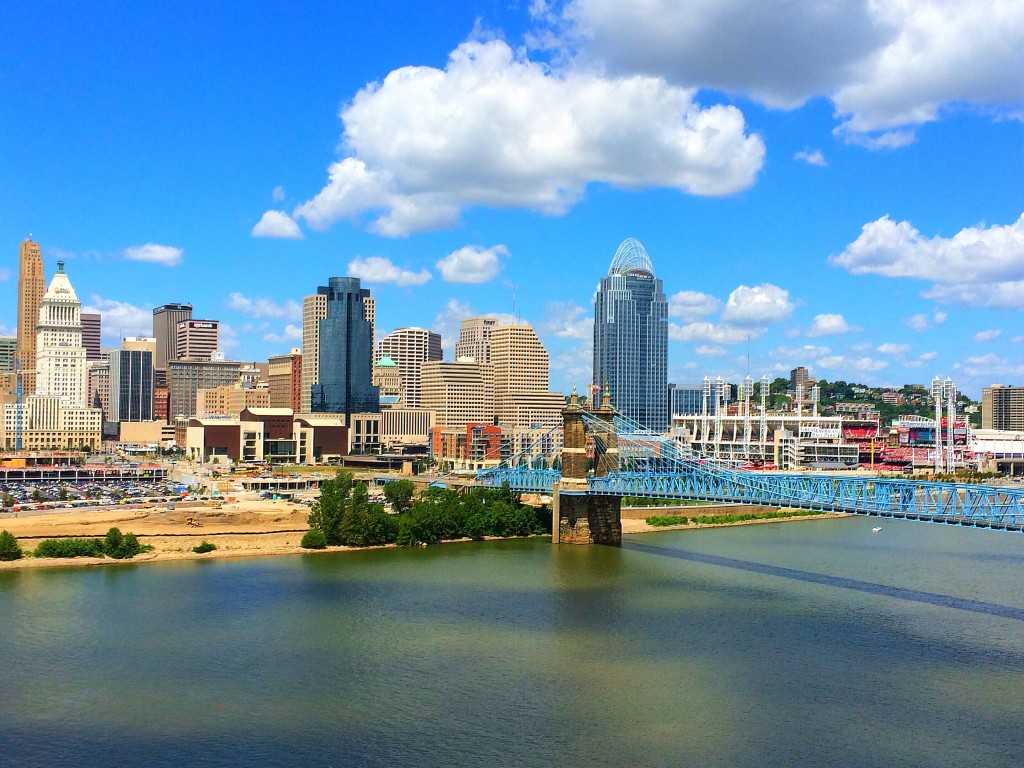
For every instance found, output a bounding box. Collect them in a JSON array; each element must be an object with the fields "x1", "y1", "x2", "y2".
[
  {"x1": 0, "y1": 500, "x2": 322, "y2": 569},
  {"x1": 0, "y1": 501, "x2": 845, "y2": 570}
]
